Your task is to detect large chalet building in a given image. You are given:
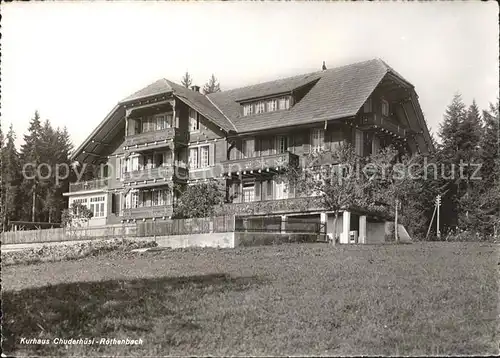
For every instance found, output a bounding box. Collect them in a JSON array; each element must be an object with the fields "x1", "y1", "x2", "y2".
[{"x1": 66, "y1": 59, "x2": 433, "y2": 243}]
